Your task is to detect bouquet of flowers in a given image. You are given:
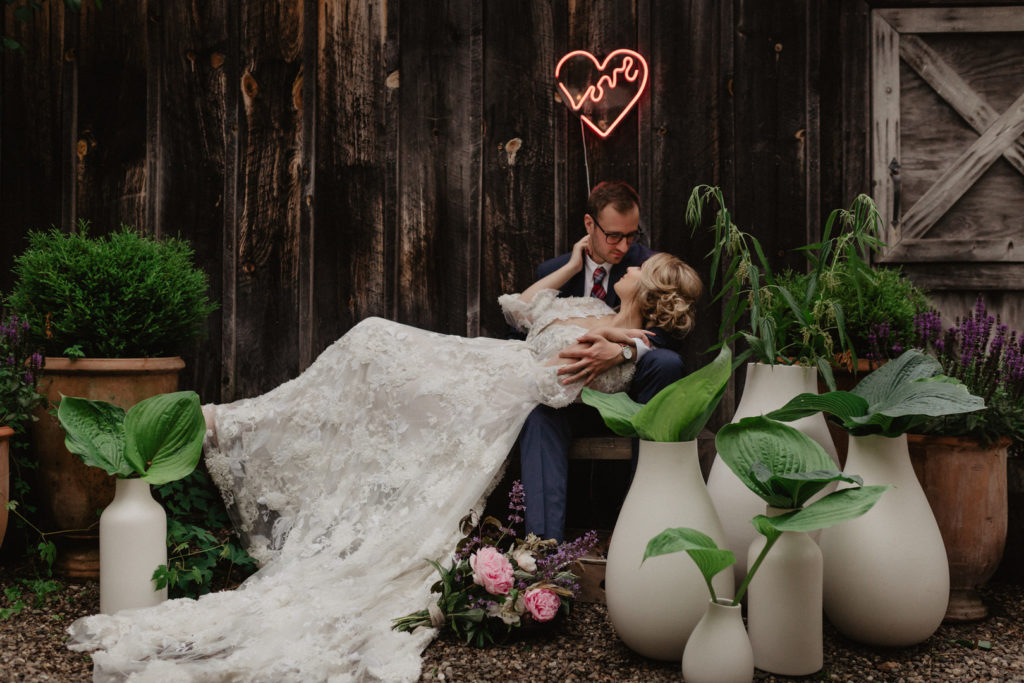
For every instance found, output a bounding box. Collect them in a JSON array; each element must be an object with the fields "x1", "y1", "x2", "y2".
[
  {"x1": 913, "y1": 296, "x2": 1024, "y2": 446},
  {"x1": 392, "y1": 481, "x2": 599, "y2": 647}
]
